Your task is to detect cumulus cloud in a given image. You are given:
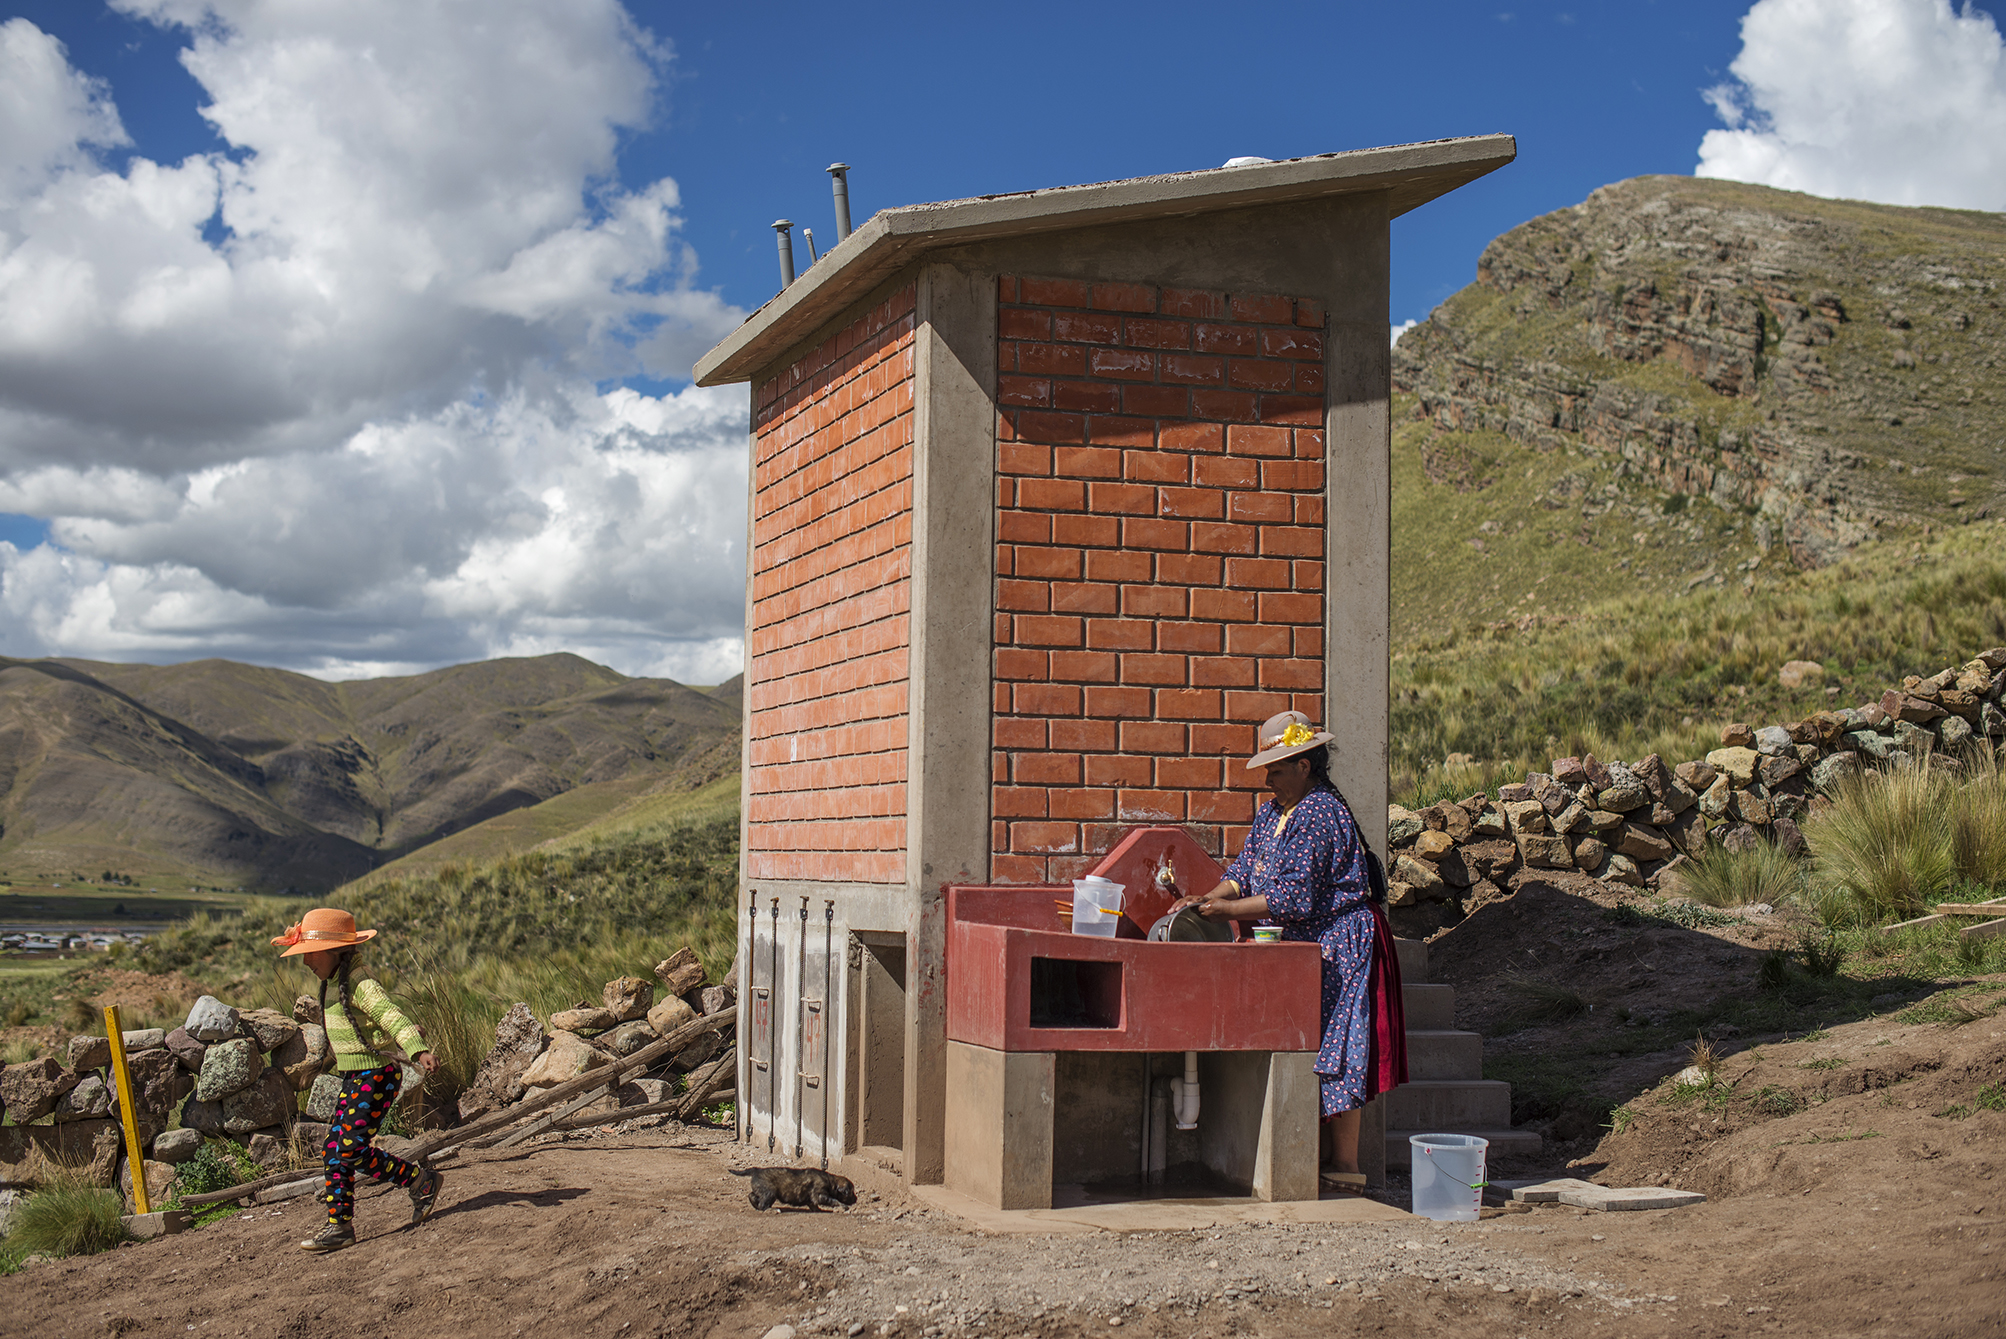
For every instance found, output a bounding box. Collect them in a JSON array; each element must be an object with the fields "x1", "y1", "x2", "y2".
[
  {"x1": 1697, "y1": 0, "x2": 2006, "y2": 210},
  {"x1": 0, "y1": 1, "x2": 751, "y2": 683}
]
